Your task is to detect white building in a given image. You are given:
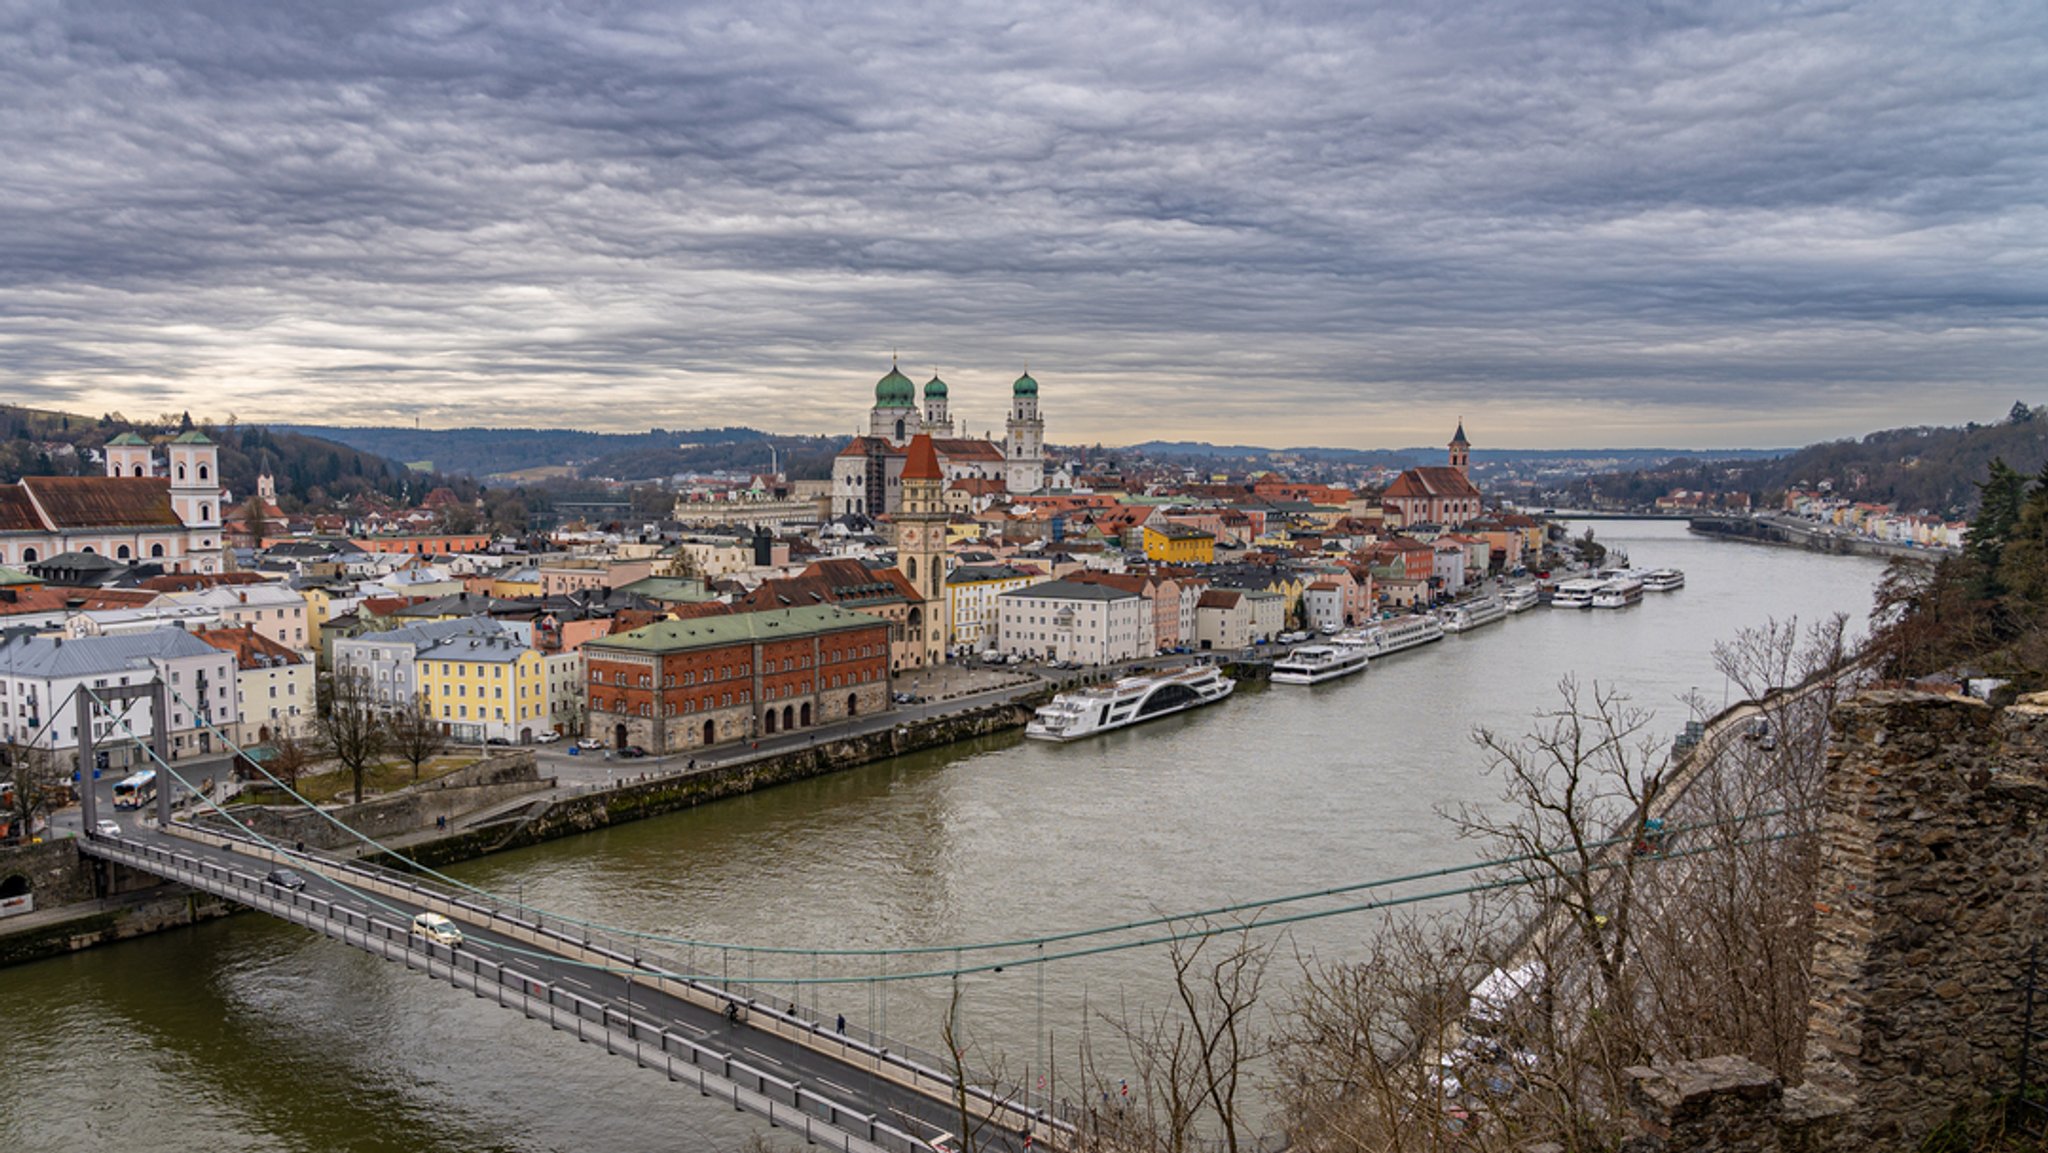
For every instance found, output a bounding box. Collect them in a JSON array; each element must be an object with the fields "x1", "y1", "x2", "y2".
[
  {"x1": 163, "y1": 583, "x2": 314, "y2": 652},
  {"x1": 995, "y1": 579, "x2": 1153, "y2": 666},
  {"x1": 946, "y1": 564, "x2": 1046, "y2": 652},
  {"x1": 0, "y1": 431, "x2": 227, "y2": 573},
  {"x1": 832, "y1": 364, "x2": 1047, "y2": 517},
  {"x1": 0, "y1": 629, "x2": 240, "y2": 765},
  {"x1": 194, "y1": 627, "x2": 313, "y2": 746}
]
